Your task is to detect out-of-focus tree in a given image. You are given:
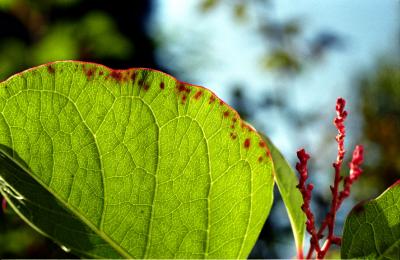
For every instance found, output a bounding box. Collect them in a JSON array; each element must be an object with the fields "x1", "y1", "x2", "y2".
[
  {"x1": 0, "y1": 0, "x2": 156, "y2": 81},
  {"x1": 355, "y1": 56, "x2": 400, "y2": 198},
  {"x1": 199, "y1": 0, "x2": 342, "y2": 75}
]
